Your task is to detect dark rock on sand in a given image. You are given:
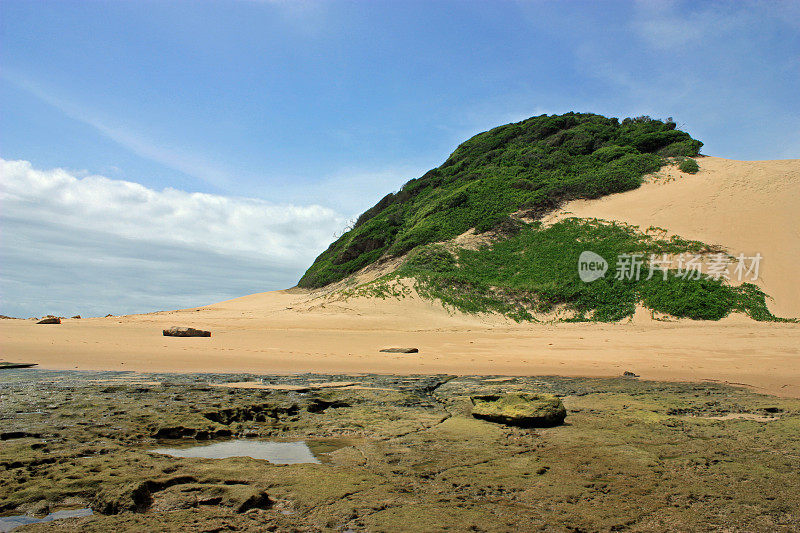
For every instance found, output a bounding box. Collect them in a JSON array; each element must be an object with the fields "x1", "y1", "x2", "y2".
[
  {"x1": 380, "y1": 347, "x2": 419, "y2": 353},
  {"x1": 471, "y1": 392, "x2": 566, "y2": 427},
  {"x1": 163, "y1": 326, "x2": 211, "y2": 337},
  {"x1": 622, "y1": 371, "x2": 640, "y2": 378},
  {"x1": 0, "y1": 362, "x2": 38, "y2": 370},
  {"x1": 36, "y1": 317, "x2": 61, "y2": 324},
  {"x1": 71, "y1": 315, "x2": 81, "y2": 319}
]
